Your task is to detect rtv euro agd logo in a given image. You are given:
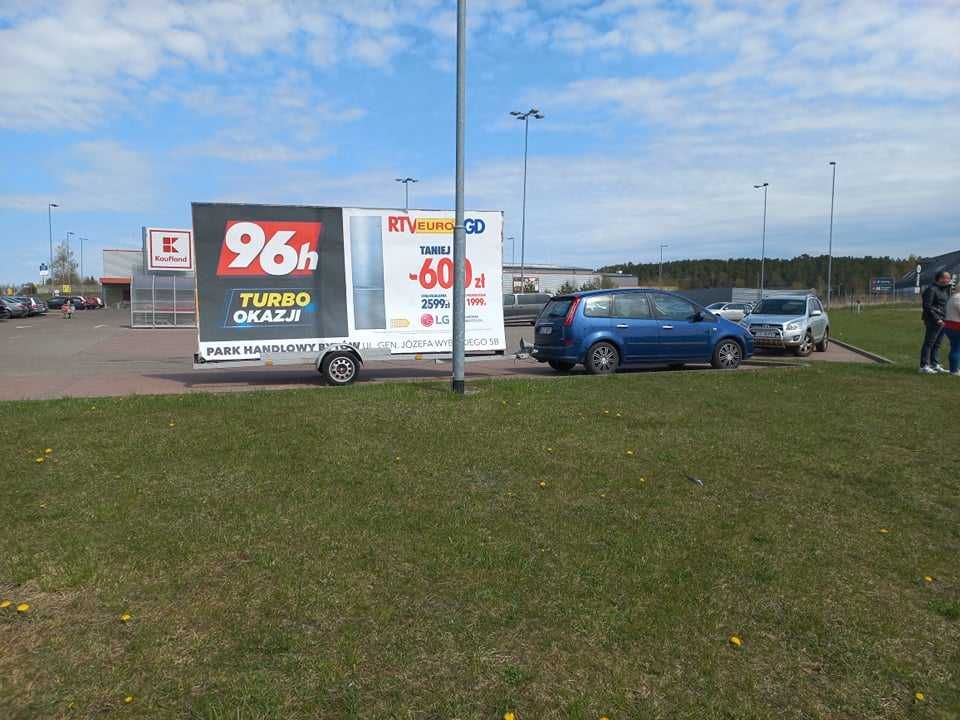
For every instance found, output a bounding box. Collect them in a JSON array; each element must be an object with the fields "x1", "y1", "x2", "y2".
[{"x1": 387, "y1": 216, "x2": 486, "y2": 234}]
